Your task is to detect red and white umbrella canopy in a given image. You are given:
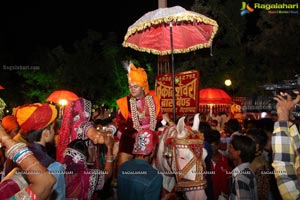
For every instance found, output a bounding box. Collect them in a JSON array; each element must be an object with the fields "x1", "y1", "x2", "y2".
[
  {"x1": 122, "y1": 5, "x2": 219, "y2": 56},
  {"x1": 123, "y1": 6, "x2": 218, "y2": 120}
]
